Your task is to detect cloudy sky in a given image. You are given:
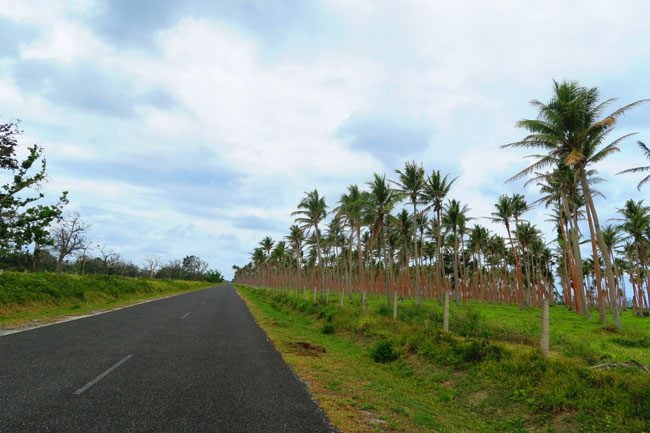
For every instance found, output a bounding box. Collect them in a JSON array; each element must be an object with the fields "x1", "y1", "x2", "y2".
[{"x1": 1, "y1": 0, "x2": 649, "y2": 279}]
